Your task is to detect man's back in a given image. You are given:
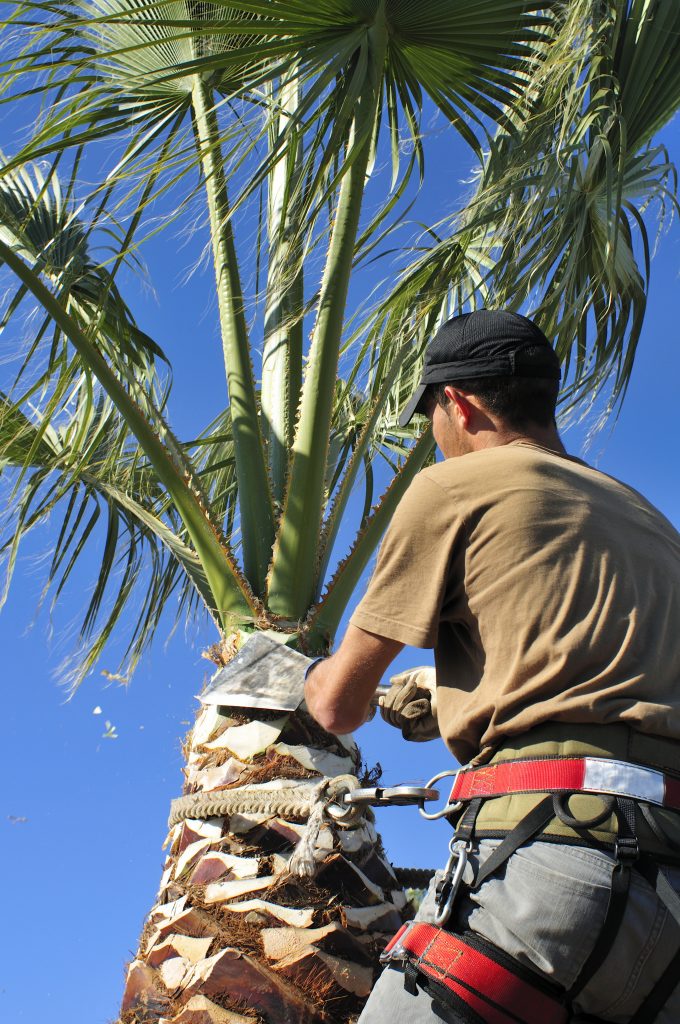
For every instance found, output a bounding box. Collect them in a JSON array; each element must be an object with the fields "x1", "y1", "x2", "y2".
[
  {"x1": 319, "y1": 309, "x2": 680, "y2": 1024},
  {"x1": 353, "y1": 440, "x2": 680, "y2": 762}
]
